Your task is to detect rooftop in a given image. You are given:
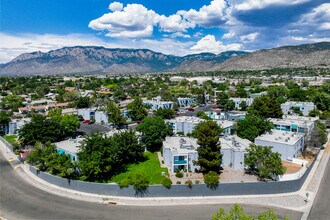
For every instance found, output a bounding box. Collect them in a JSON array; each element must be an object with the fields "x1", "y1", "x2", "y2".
[
  {"x1": 255, "y1": 129, "x2": 304, "y2": 145},
  {"x1": 281, "y1": 101, "x2": 315, "y2": 106},
  {"x1": 220, "y1": 135, "x2": 252, "y2": 151},
  {"x1": 270, "y1": 117, "x2": 315, "y2": 128},
  {"x1": 54, "y1": 138, "x2": 85, "y2": 155},
  {"x1": 163, "y1": 136, "x2": 199, "y2": 155}
]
